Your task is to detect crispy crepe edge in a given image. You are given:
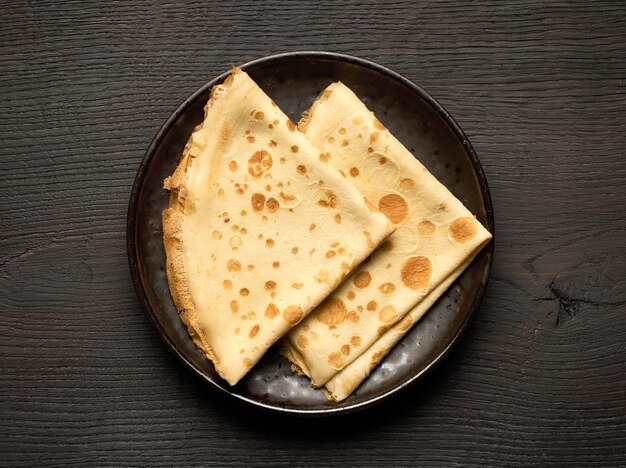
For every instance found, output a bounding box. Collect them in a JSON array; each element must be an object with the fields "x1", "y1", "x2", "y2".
[{"x1": 161, "y1": 70, "x2": 241, "y2": 385}]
